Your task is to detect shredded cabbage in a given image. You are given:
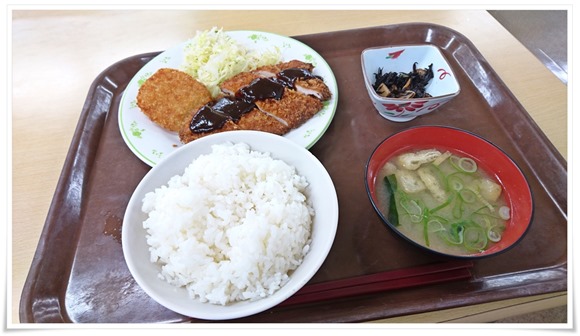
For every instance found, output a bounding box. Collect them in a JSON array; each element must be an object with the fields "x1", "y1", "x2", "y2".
[{"x1": 181, "y1": 27, "x2": 282, "y2": 97}]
